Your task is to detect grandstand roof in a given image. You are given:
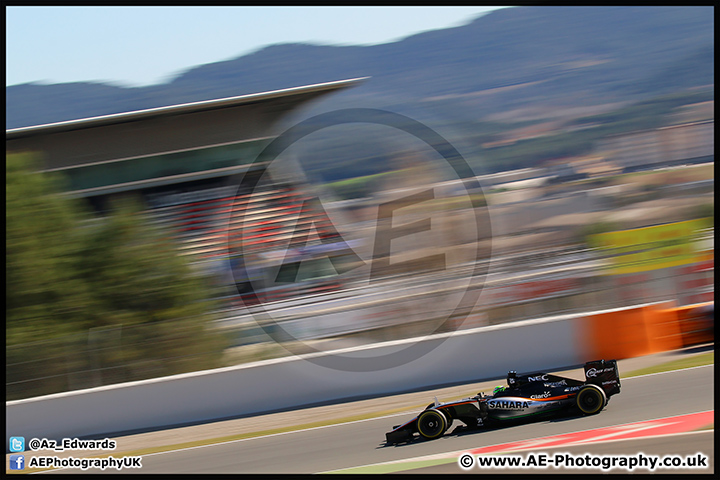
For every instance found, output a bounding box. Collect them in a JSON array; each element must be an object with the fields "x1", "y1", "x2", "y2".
[{"x1": 6, "y1": 77, "x2": 367, "y2": 172}]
